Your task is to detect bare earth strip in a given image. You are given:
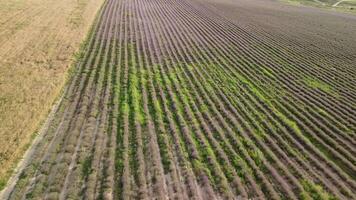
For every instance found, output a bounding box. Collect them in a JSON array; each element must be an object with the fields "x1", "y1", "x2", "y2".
[
  {"x1": 1, "y1": 0, "x2": 356, "y2": 199},
  {"x1": 333, "y1": 0, "x2": 345, "y2": 6}
]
